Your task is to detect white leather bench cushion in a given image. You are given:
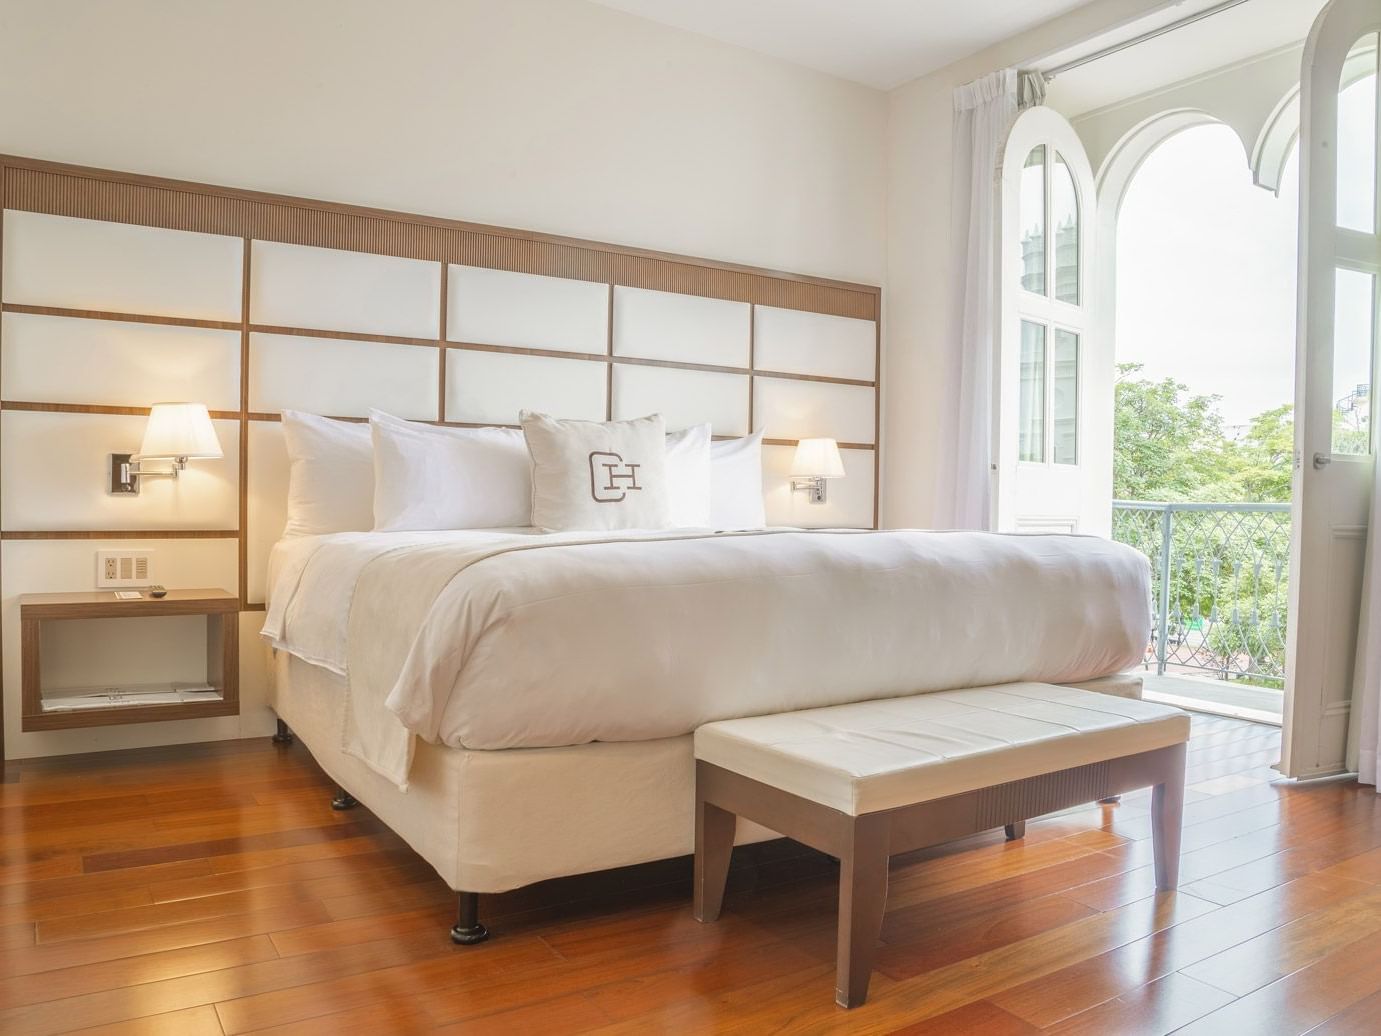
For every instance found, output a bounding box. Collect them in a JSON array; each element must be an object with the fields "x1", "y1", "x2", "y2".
[
  {"x1": 1064, "y1": 673, "x2": 1143, "y2": 700},
  {"x1": 694, "y1": 682, "x2": 1189, "y2": 816}
]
